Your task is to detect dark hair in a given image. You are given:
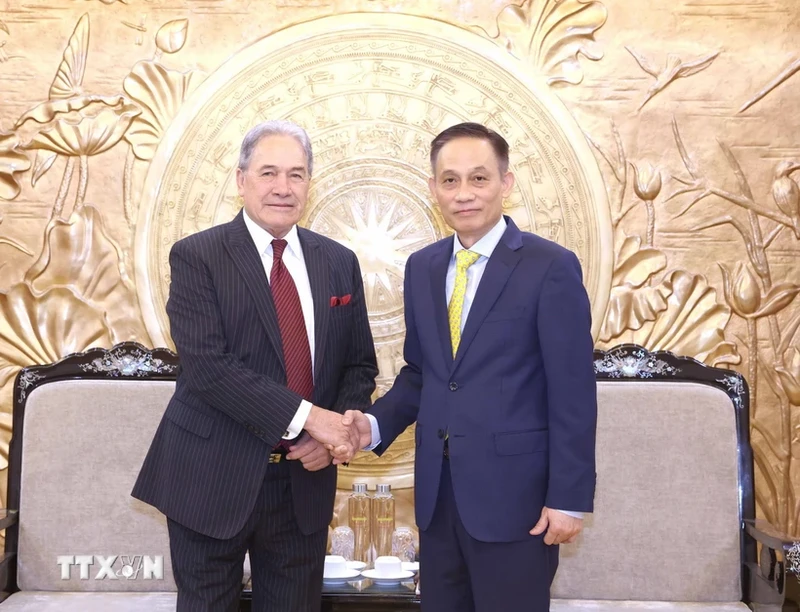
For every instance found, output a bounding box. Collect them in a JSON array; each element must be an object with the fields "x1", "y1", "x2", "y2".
[{"x1": 429, "y1": 122, "x2": 510, "y2": 174}]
